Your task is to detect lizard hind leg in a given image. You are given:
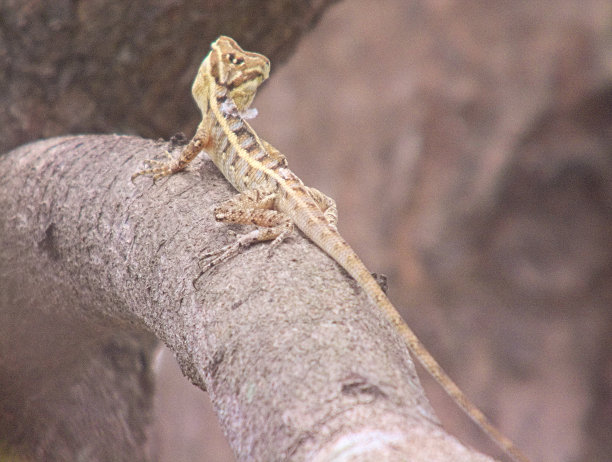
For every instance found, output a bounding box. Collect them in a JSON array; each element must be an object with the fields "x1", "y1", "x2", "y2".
[
  {"x1": 307, "y1": 187, "x2": 338, "y2": 229},
  {"x1": 199, "y1": 189, "x2": 293, "y2": 270}
]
